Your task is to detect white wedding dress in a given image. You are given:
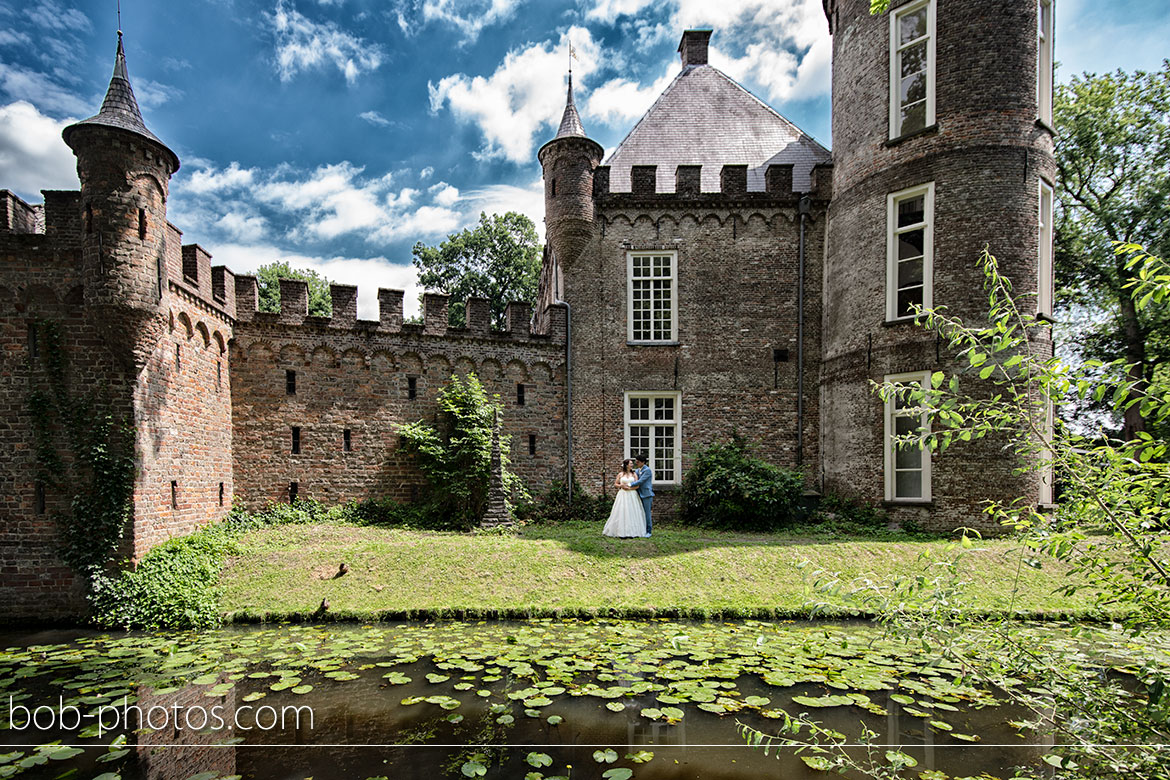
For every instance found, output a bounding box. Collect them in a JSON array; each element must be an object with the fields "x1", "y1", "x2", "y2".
[{"x1": 603, "y1": 475, "x2": 648, "y2": 538}]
